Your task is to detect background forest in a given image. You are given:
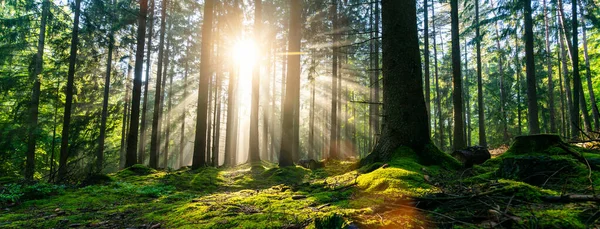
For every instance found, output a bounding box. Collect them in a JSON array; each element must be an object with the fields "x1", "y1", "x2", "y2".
[{"x1": 2, "y1": 0, "x2": 600, "y2": 227}]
